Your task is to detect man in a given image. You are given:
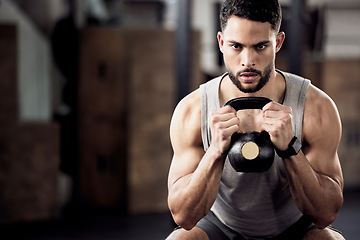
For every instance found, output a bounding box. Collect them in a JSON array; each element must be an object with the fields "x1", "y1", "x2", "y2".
[{"x1": 166, "y1": 0, "x2": 344, "y2": 239}]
